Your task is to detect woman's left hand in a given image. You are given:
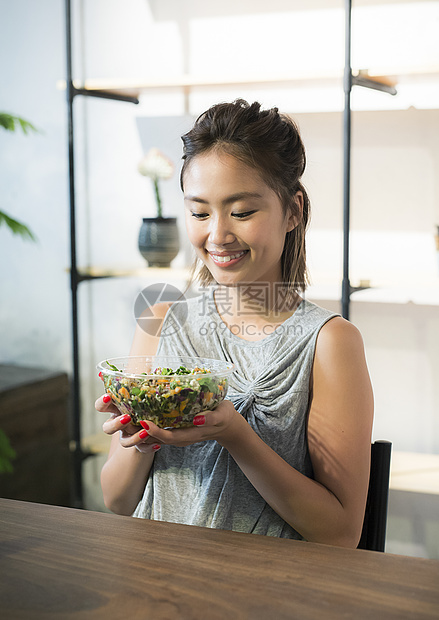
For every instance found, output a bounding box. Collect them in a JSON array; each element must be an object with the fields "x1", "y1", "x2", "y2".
[{"x1": 144, "y1": 399, "x2": 244, "y2": 447}]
